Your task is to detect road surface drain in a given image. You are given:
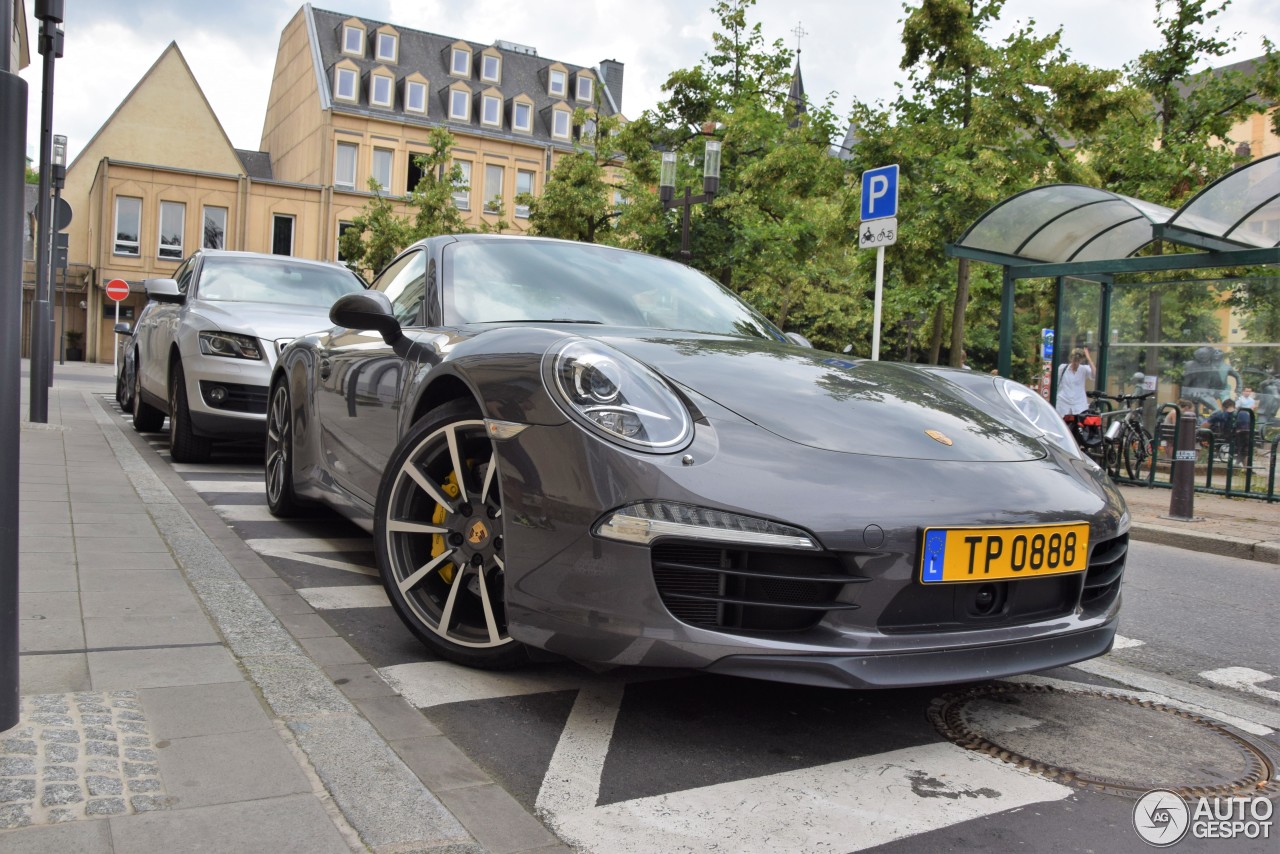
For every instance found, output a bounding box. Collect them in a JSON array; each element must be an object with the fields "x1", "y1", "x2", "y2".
[{"x1": 929, "y1": 683, "x2": 1277, "y2": 798}]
